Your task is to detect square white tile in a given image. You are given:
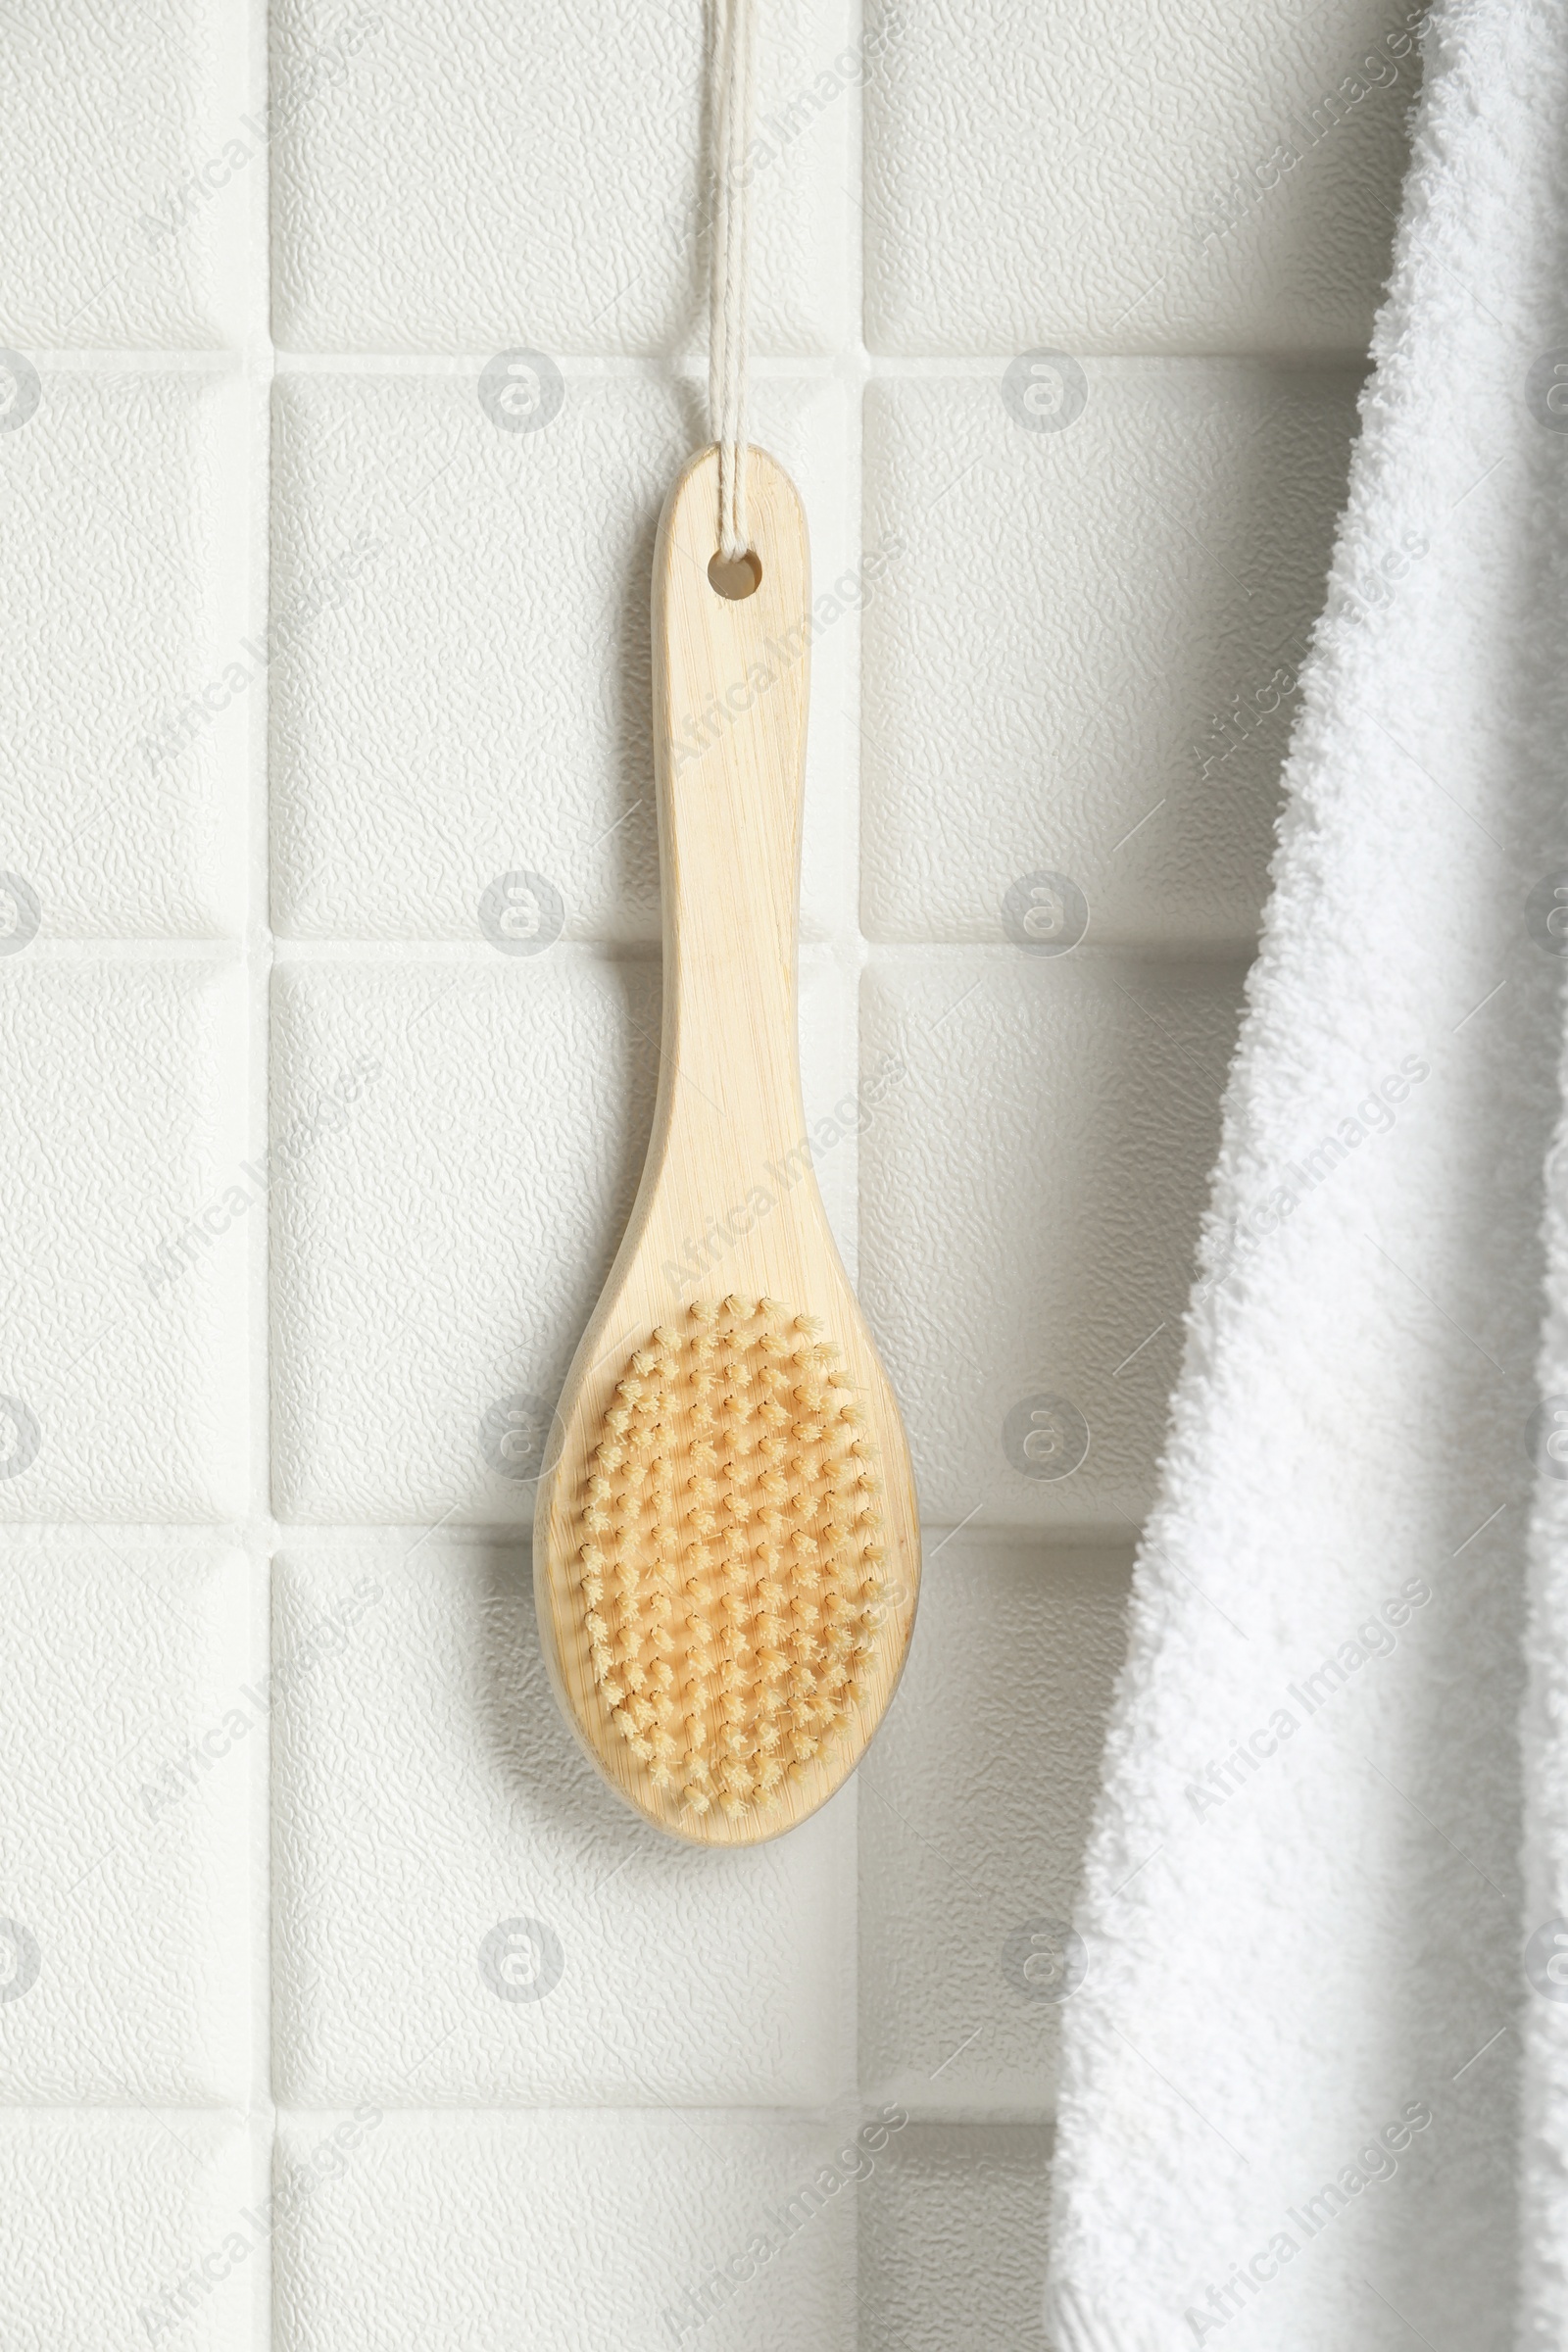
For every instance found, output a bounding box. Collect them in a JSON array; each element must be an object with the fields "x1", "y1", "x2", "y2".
[
  {"x1": 0, "y1": 368, "x2": 250, "y2": 938},
  {"x1": 861, "y1": 368, "x2": 1358, "y2": 953},
  {"x1": 269, "y1": 954, "x2": 658, "y2": 1523},
  {"x1": 862, "y1": 0, "x2": 1417, "y2": 354},
  {"x1": 0, "y1": 2108, "x2": 261, "y2": 2352},
  {"x1": 270, "y1": 938, "x2": 861, "y2": 1522},
  {"x1": 858, "y1": 2122, "x2": 1054, "y2": 2352},
  {"x1": 0, "y1": 957, "x2": 250, "y2": 1520},
  {"x1": 859, "y1": 1537, "x2": 1129, "y2": 2114},
  {"x1": 0, "y1": 1539, "x2": 255, "y2": 2104},
  {"x1": 269, "y1": 371, "x2": 852, "y2": 946},
  {"x1": 270, "y1": 0, "x2": 850, "y2": 354},
  {"x1": 859, "y1": 950, "x2": 1243, "y2": 1530},
  {"x1": 0, "y1": 0, "x2": 249, "y2": 348},
  {"x1": 270, "y1": 1536, "x2": 853, "y2": 2107},
  {"x1": 272, "y1": 2107, "x2": 857, "y2": 2352}
]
